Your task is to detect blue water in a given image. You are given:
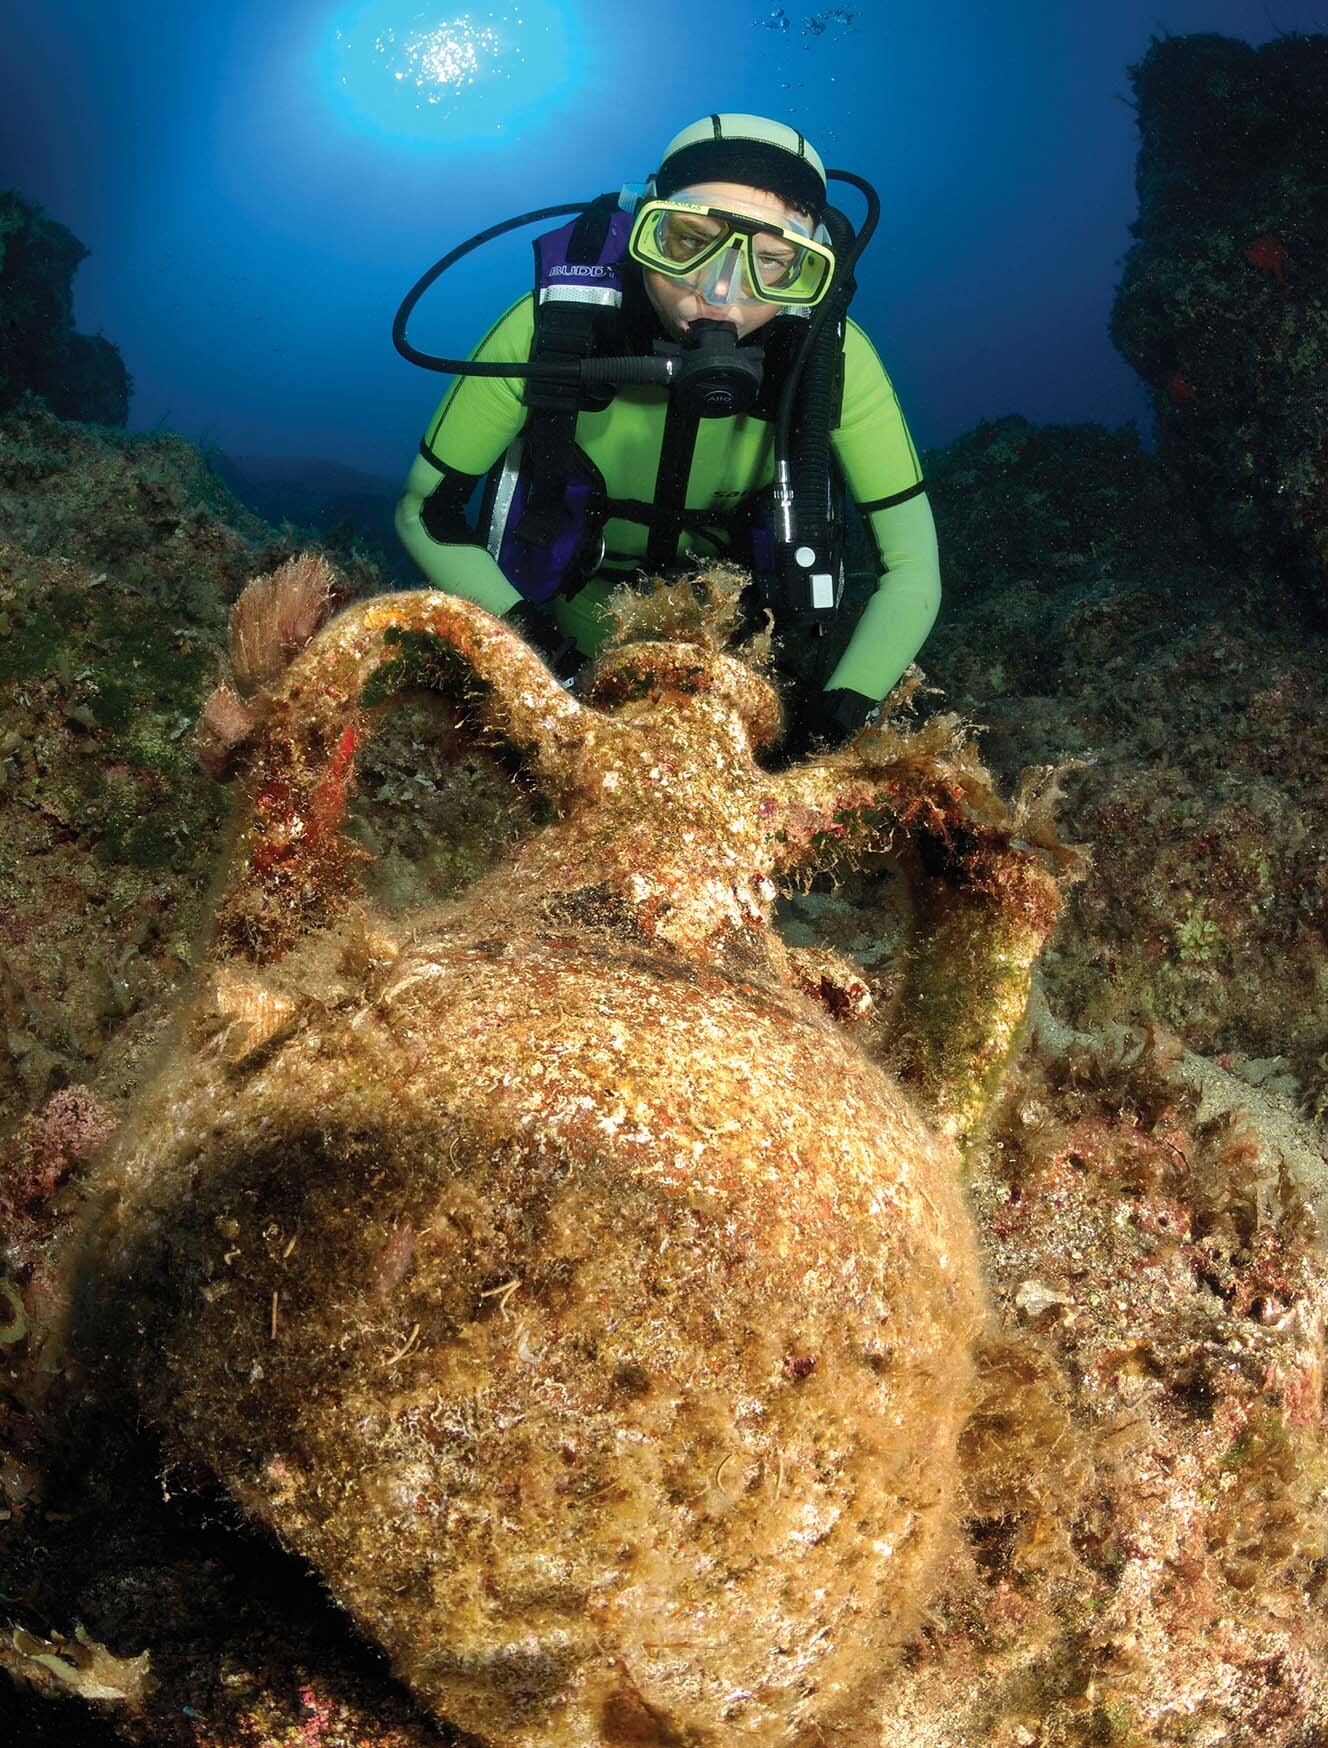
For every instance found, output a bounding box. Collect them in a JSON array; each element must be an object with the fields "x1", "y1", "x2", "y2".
[{"x1": 0, "y1": 0, "x2": 1298, "y2": 483}]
